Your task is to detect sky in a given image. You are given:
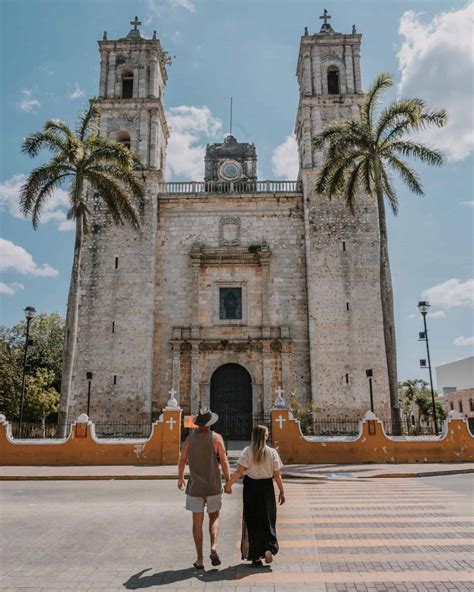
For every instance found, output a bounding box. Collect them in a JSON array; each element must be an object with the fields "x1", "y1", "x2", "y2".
[{"x1": 0, "y1": 0, "x2": 473, "y2": 387}]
